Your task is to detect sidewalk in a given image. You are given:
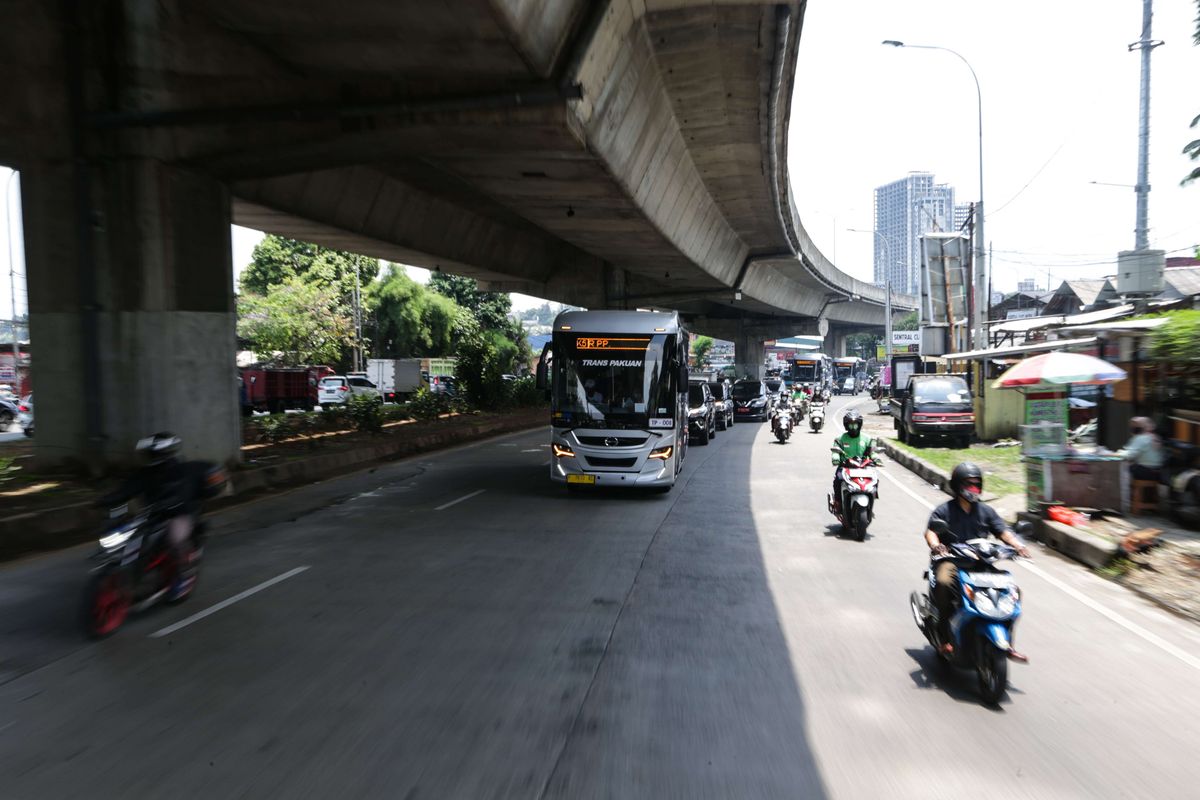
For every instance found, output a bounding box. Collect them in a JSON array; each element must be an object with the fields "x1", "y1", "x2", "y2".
[{"x1": 0, "y1": 407, "x2": 546, "y2": 563}]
